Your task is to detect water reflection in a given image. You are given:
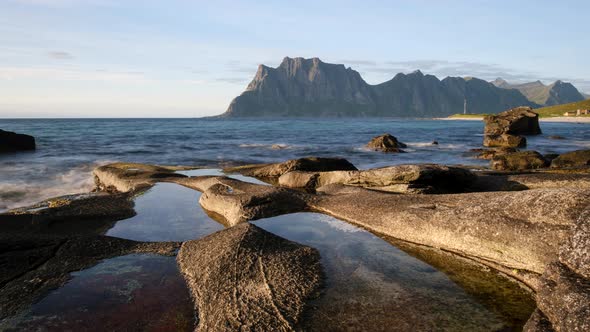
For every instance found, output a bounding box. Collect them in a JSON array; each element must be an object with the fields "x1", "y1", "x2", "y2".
[
  {"x1": 106, "y1": 182, "x2": 223, "y2": 242},
  {"x1": 254, "y1": 213, "x2": 533, "y2": 331},
  {"x1": 1, "y1": 254, "x2": 195, "y2": 332}
]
